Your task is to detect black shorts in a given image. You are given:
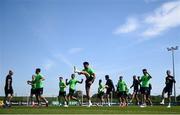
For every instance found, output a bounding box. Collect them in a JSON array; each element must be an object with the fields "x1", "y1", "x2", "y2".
[
  {"x1": 59, "y1": 91, "x2": 66, "y2": 97},
  {"x1": 163, "y1": 87, "x2": 172, "y2": 95},
  {"x1": 69, "y1": 89, "x2": 75, "y2": 96},
  {"x1": 133, "y1": 88, "x2": 139, "y2": 94},
  {"x1": 85, "y1": 78, "x2": 94, "y2": 89},
  {"x1": 36, "y1": 88, "x2": 43, "y2": 96},
  {"x1": 141, "y1": 87, "x2": 149, "y2": 94},
  {"x1": 4, "y1": 88, "x2": 13, "y2": 97},
  {"x1": 118, "y1": 91, "x2": 126, "y2": 97},
  {"x1": 106, "y1": 89, "x2": 112, "y2": 95},
  {"x1": 98, "y1": 92, "x2": 104, "y2": 98},
  {"x1": 146, "y1": 90, "x2": 151, "y2": 97},
  {"x1": 31, "y1": 88, "x2": 36, "y2": 95}
]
